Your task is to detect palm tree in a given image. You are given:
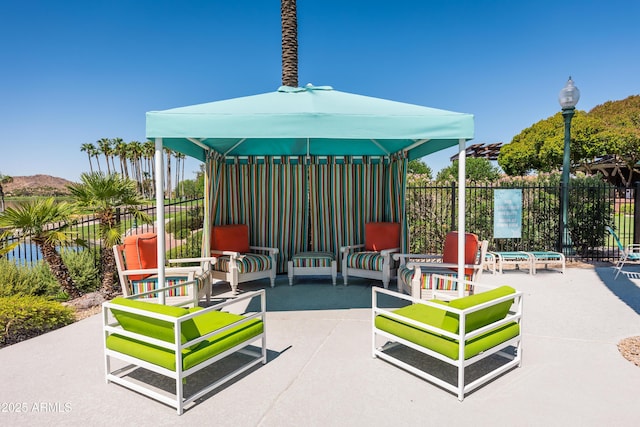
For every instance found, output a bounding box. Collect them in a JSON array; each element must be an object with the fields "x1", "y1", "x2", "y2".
[
  {"x1": 165, "y1": 148, "x2": 172, "y2": 200},
  {"x1": 281, "y1": 0, "x2": 298, "y2": 87},
  {"x1": 97, "y1": 138, "x2": 113, "y2": 175},
  {"x1": 0, "y1": 173, "x2": 12, "y2": 212},
  {"x1": 0, "y1": 230, "x2": 18, "y2": 258},
  {"x1": 67, "y1": 172, "x2": 151, "y2": 297},
  {"x1": 0, "y1": 198, "x2": 82, "y2": 298},
  {"x1": 143, "y1": 140, "x2": 156, "y2": 198},
  {"x1": 127, "y1": 140, "x2": 143, "y2": 193},
  {"x1": 113, "y1": 138, "x2": 129, "y2": 179},
  {"x1": 80, "y1": 143, "x2": 96, "y2": 173}
]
